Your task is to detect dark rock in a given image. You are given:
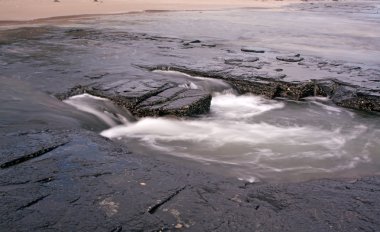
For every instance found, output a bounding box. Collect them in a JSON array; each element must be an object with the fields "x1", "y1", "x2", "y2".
[
  {"x1": 64, "y1": 80, "x2": 212, "y2": 117},
  {"x1": 135, "y1": 88, "x2": 212, "y2": 117},
  {"x1": 224, "y1": 58, "x2": 244, "y2": 65},
  {"x1": 201, "y1": 43, "x2": 217, "y2": 48},
  {"x1": 275, "y1": 81, "x2": 315, "y2": 99},
  {"x1": 149, "y1": 65, "x2": 313, "y2": 100},
  {"x1": 332, "y1": 85, "x2": 380, "y2": 112},
  {"x1": 84, "y1": 72, "x2": 109, "y2": 80},
  {"x1": 225, "y1": 57, "x2": 259, "y2": 65},
  {"x1": 143, "y1": 62, "x2": 380, "y2": 112},
  {"x1": 241, "y1": 47, "x2": 266, "y2": 53},
  {"x1": 110, "y1": 226, "x2": 123, "y2": 232},
  {"x1": 88, "y1": 79, "x2": 174, "y2": 109},
  {"x1": 231, "y1": 76, "x2": 312, "y2": 100},
  {"x1": 230, "y1": 79, "x2": 279, "y2": 98},
  {"x1": 1, "y1": 142, "x2": 68, "y2": 169},
  {"x1": 314, "y1": 80, "x2": 335, "y2": 96},
  {"x1": 276, "y1": 54, "x2": 304, "y2": 62},
  {"x1": 238, "y1": 62, "x2": 263, "y2": 69},
  {"x1": 245, "y1": 57, "x2": 260, "y2": 62},
  {"x1": 2, "y1": 129, "x2": 380, "y2": 232},
  {"x1": 189, "y1": 40, "x2": 201, "y2": 44}
]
